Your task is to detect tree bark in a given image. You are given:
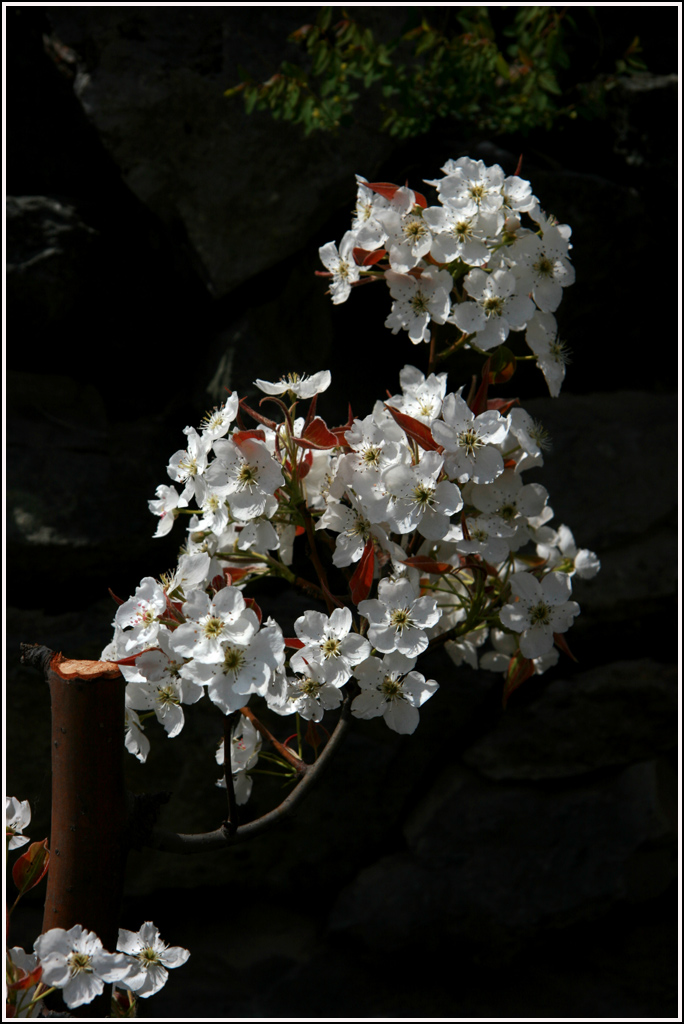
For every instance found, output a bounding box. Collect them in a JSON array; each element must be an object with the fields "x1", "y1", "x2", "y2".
[{"x1": 22, "y1": 646, "x2": 128, "y2": 1017}]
